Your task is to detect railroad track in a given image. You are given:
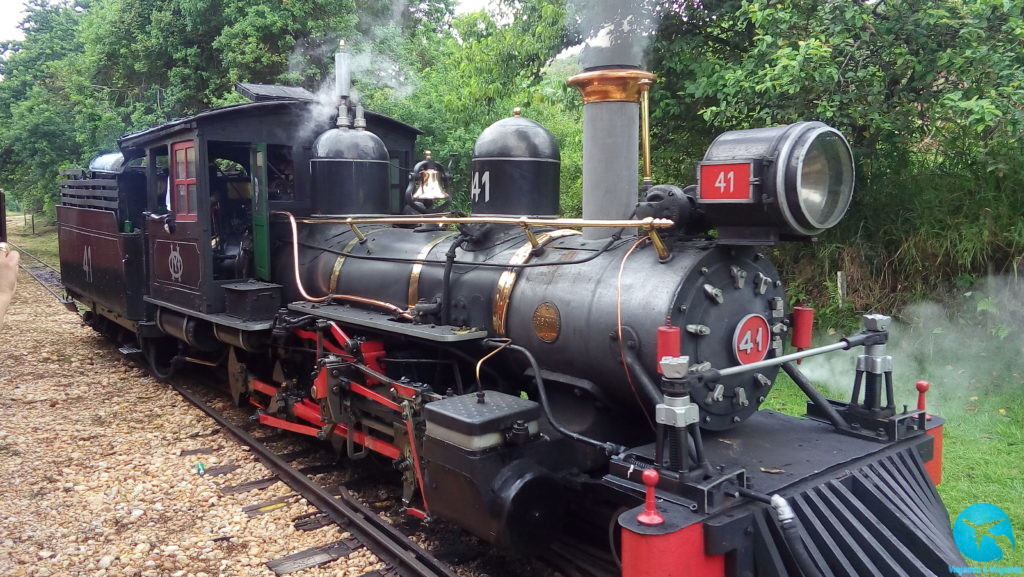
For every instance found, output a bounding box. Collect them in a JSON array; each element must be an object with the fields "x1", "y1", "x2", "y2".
[
  {"x1": 166, "y1": 377, "x2": 615, "y2": 577},
  {"x1": 18, "y1": 258, "x2": 618, "y2": 577},
  {"x1": 5, "y1": 240, "x2": 75, "y2": 306},
  {"x1": 171, "y1": 381, "x2": 460, "y2": 577}
]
